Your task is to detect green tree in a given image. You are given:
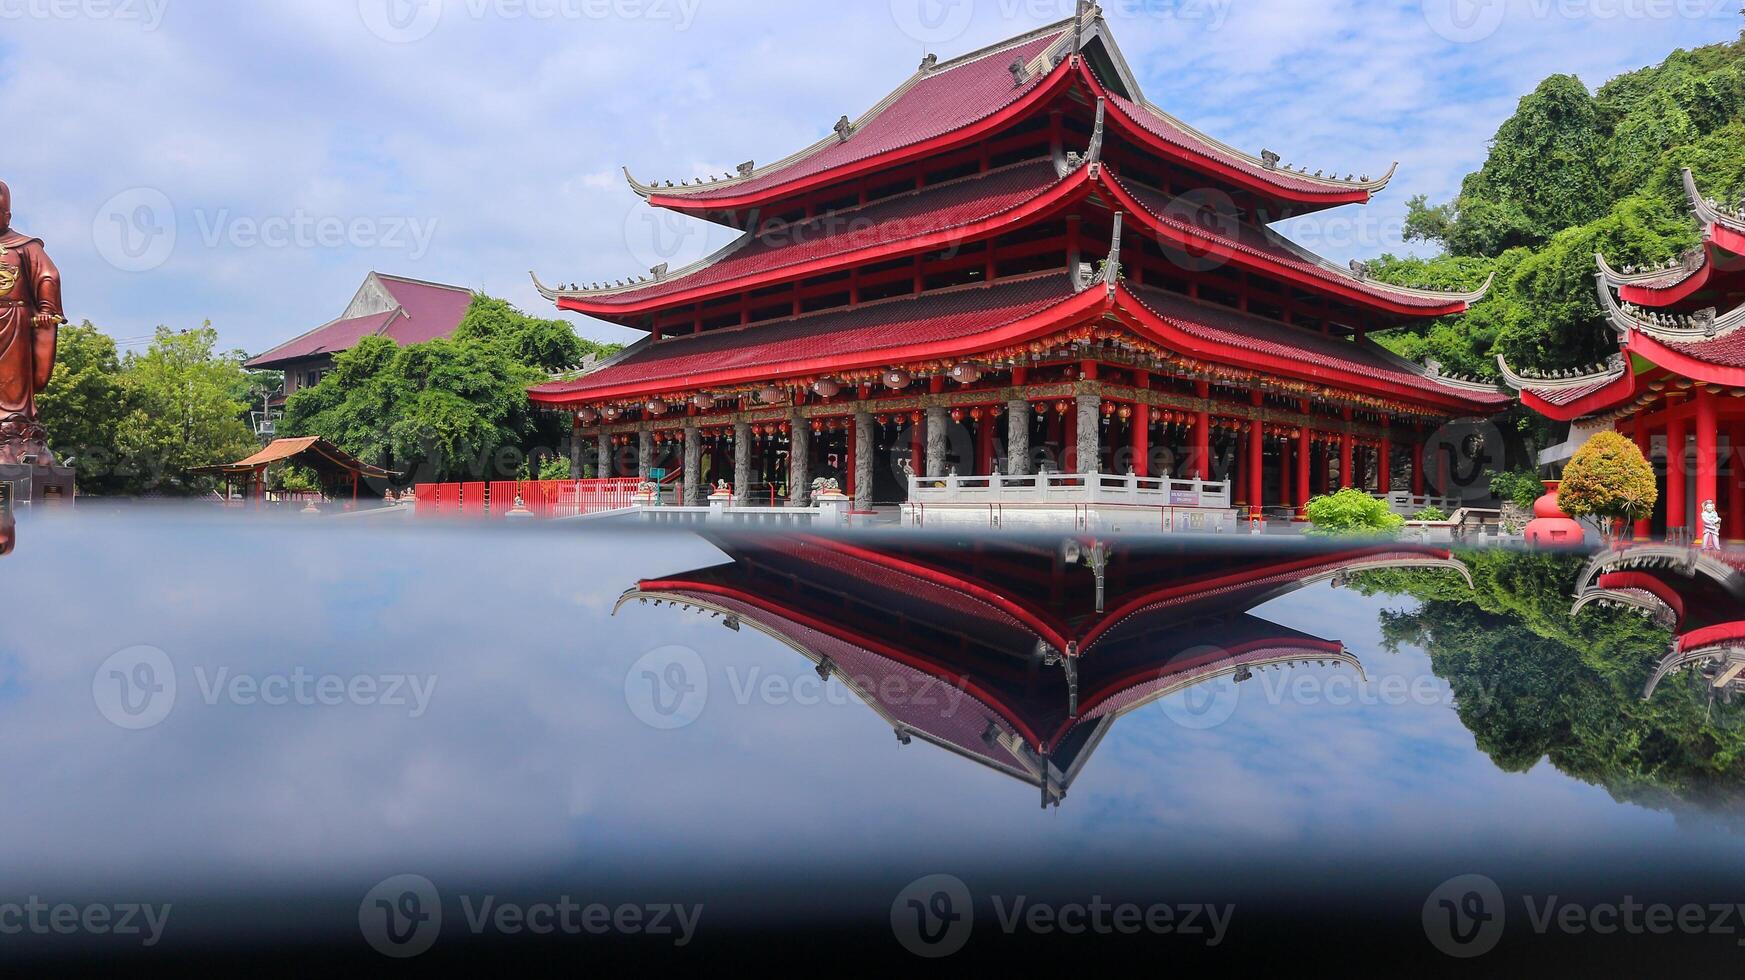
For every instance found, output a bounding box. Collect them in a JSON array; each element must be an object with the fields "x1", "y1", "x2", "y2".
[
  {"x1": 36, "y1": 321, "x2": 129, "y2": 493},
  {"x1": 451, "y1": 295, "x2": 617, "y2": 373},
  {"x1": 109, "y1": 326, "x2": 258, "y2": 494},
  {"x1": 1559, "y1": 430, "x2": 1658, "y2": 526},
  {"x1": 1304, "y1": 488, "x2": 1405, "y2": 536}
]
